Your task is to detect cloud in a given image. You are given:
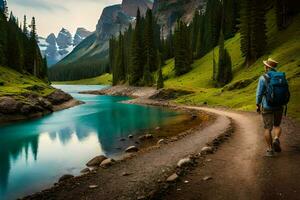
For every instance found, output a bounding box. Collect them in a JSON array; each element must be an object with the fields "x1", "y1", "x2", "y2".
[{"x1": 10, "y1": 0, "x2": 68, "y2": 11}]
